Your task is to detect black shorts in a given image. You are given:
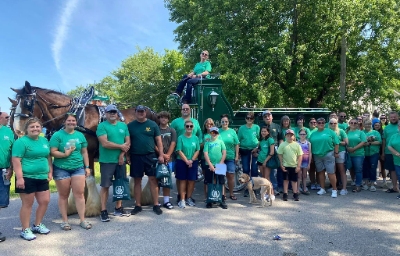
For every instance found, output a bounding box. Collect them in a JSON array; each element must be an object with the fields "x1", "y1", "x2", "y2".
[
  {"x1": 204, "y1": 167, "x2": 225, "y2": 185},
  {"x1": 282, "y1": 167, "x2": 298, "y2": 182},
  {"x1": 130, "y1": 153, "x2": 157, "y2": 178},
  {"x1": 15, "y1": 177, "x2": 49, "y2": 194},
  {"x1": 257, "y1": 161, "x2": 264, "y2": 166}
]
